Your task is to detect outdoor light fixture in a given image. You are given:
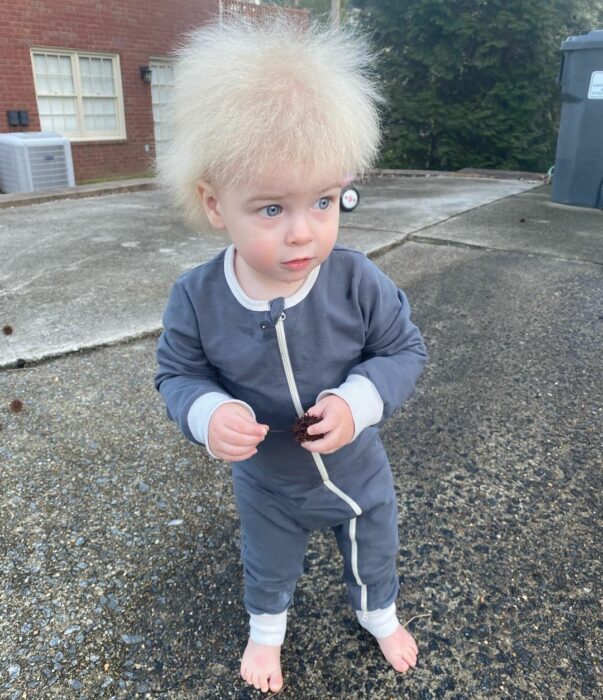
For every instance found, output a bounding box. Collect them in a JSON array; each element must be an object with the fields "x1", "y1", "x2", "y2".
[{"x1": 140, "y1": 66, "x2": 152, "y2": 85}]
